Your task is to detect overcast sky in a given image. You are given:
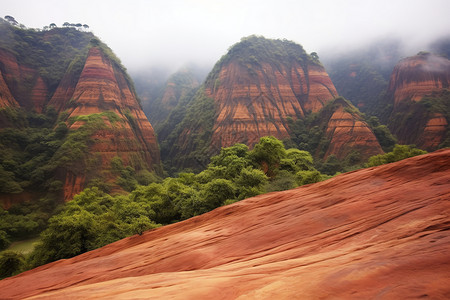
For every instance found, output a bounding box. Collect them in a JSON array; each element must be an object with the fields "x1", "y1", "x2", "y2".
[{"x1": 2, "y1": 0, "x2": 450, "y2": 73}]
